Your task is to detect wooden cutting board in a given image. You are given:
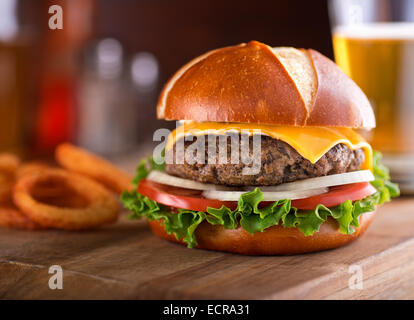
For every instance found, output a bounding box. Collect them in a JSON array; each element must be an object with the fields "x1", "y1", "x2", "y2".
[{"x1": 1, "y1": 197, "x2": 414, "y2": 299}]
